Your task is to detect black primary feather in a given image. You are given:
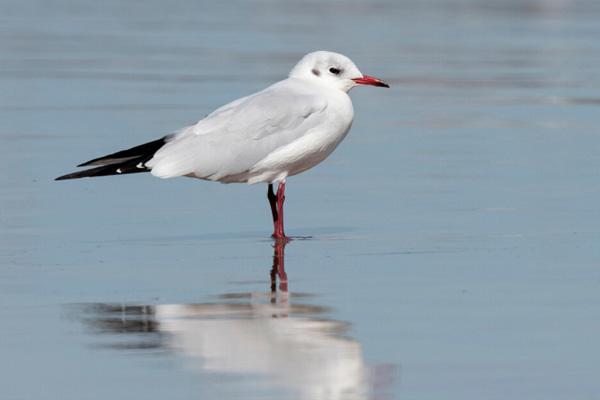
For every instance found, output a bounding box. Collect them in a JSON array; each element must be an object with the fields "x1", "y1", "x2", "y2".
[{"x1": 55, "y1": 135, "x2": 171, "y2": 181}]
